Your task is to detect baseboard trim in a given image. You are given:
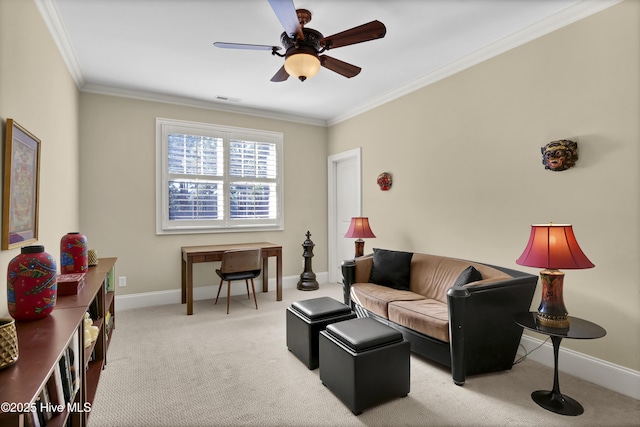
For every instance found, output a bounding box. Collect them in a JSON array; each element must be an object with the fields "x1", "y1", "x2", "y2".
[
  {"x1": 113, "y1": 272, "x2": 328, "y2": 311},
  {"x1": 517, "y1": 334, "x2": 640, "y2": 400}
]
